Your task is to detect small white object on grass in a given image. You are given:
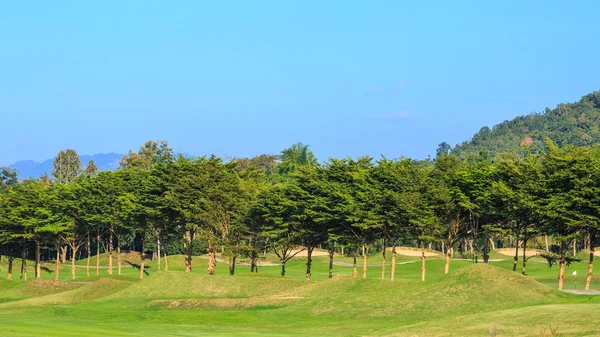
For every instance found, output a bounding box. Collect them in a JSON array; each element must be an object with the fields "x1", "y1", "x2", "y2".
[{"x1": 573, "y1": 271, "x2": 577, "y2": 276}]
